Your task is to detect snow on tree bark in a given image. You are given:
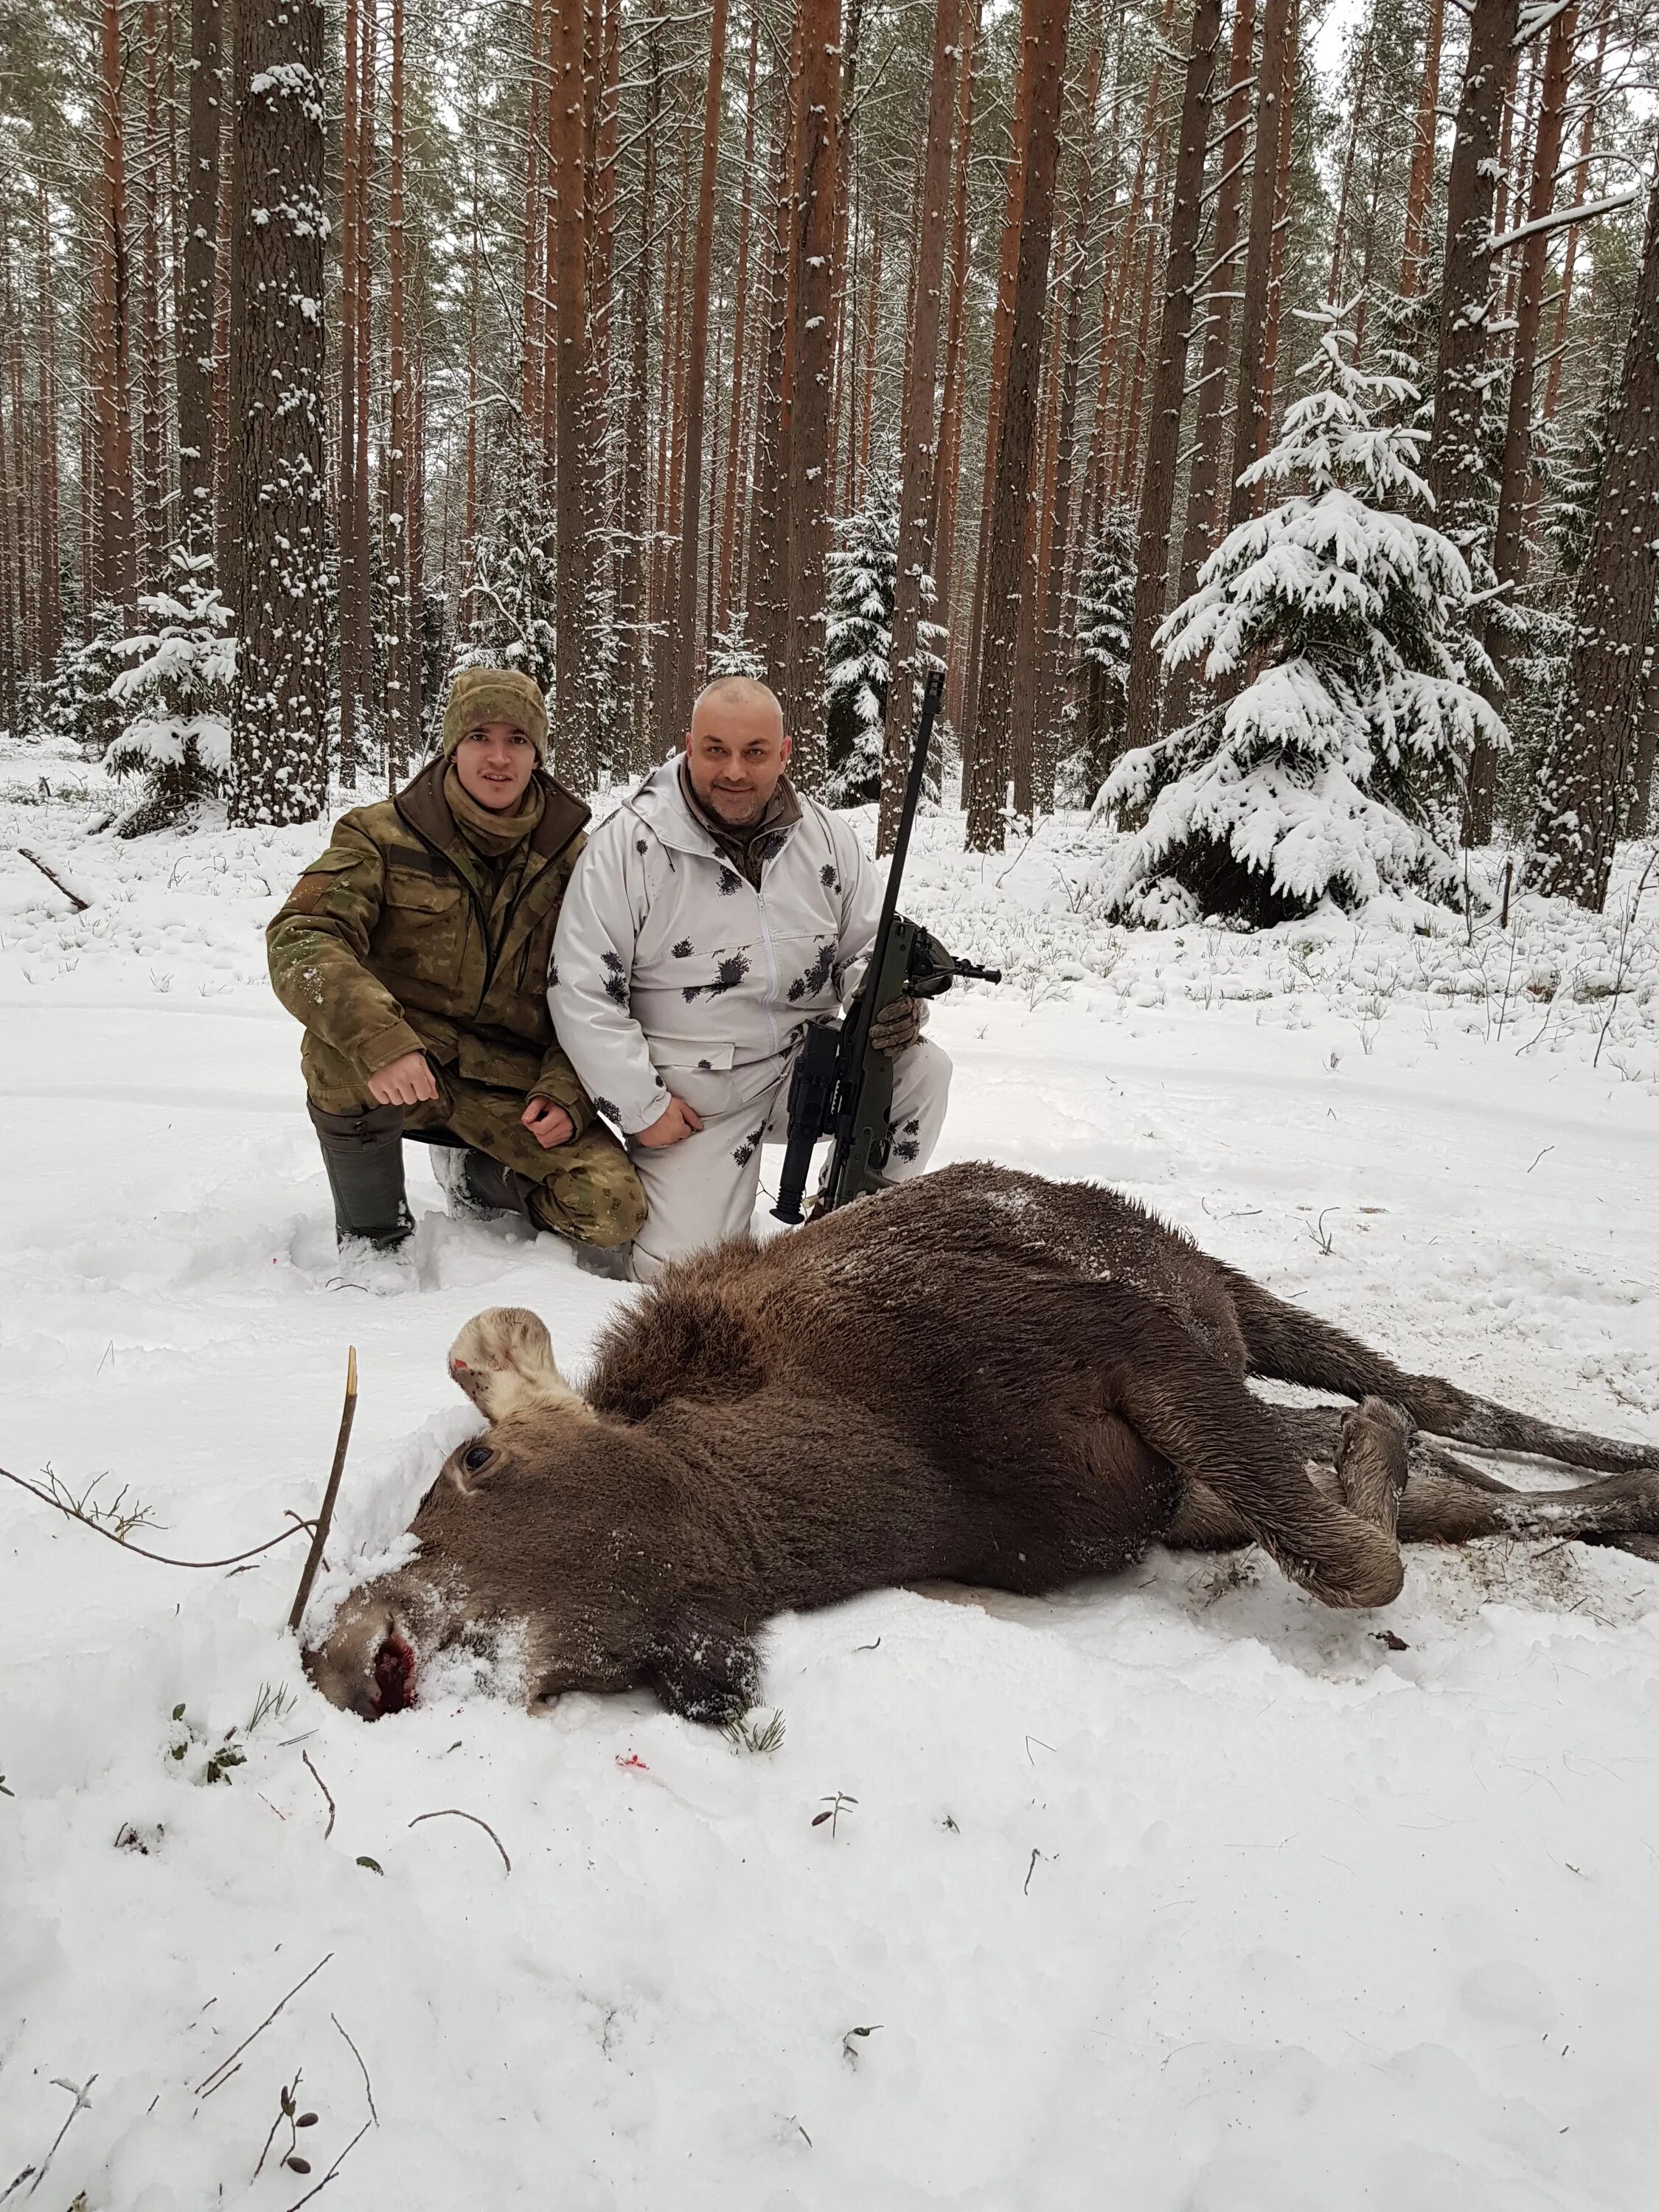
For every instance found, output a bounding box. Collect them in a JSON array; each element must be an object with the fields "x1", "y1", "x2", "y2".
[
  {"x1": 1224, "y1": 0, "x2": 1293, "y2": 535},
  {"x1": 880, "y1": 0, "x2": 961, "y2": 853},
  {"x1": 964, "y1": 0, "x2": 1072, "y2": 854},
  {"x1": 1124, "y1": 0, "x2": 1222, "y2": 759},
  {"x1": 779, "y1": 0, "x2": 841, "y2": 794},
  {"x1": 1475, "y1": 0, "x2": 1577, "y2": 844},
  {"x1": 1532, "y1": 167, "x2": 1659, "y2": 911},
  {"x1": 226, "y1": 0, "x2": 330, "y2": 826}
]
